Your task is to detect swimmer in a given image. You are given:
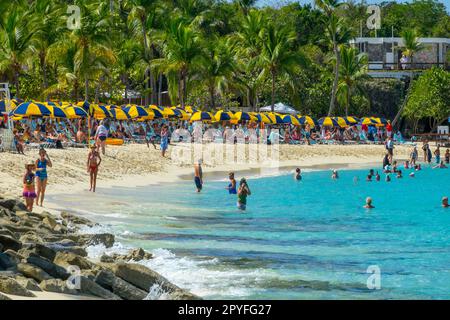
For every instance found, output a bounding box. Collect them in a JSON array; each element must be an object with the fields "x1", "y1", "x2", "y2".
[
  {"x1": 383, "y1": 164, "x2": 391, "y2": 173},
  {"x1": 396, "y1": 170, "x2": 403, "y2": 178},
  {"x1": 237, "y1": 178, "x2": 251, "y2": 211},
  {"x1": 363, "y1": 197, "x2": 375, "y2": 209},
  {"x1": 445, "y1": 149, "x2": 449, "y2": 164},
  {"x1": 366, "y1": 174, "x2": 372, "y2": 182},
  {"x1": 194, "y1": 159, "x2": 203, "y2": 192},
  {"x1": 375, "y1": 172, "x2": 380, "y2": 181},
  {"x1": 409, "y1": 172, "x2": 415, "y2": 178},
  {"x1": 442, "y1": 197, "x2": 449, "y2": 208},
  {"x1": 392, "y1": 161, "x2": 398, "y2": 173},
  {"x1": 404, "y1": 160, "x2": 410, "y2": 169},
  {"x1": 386, "y1": 174, "x2": 391, "y2": 182},
  {"x1": 369, "y1": 169, "x2": 374, "y2": 177},
  {"x1": 331, "y1": 170, "x2": 338, "y2": 179},
  {"x1": 226, "y1": 172, "x2": 237, "y2": 194},
  {"x1": 294, "y1": 168, "x2": 302, "y2": 181}
]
